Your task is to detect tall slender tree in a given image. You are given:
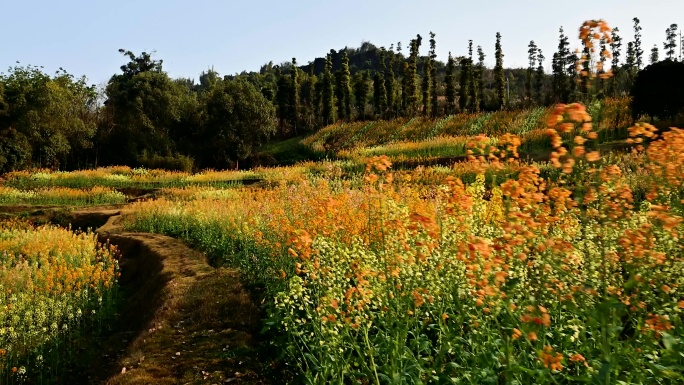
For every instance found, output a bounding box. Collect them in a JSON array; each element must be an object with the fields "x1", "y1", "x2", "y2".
[
  {"x1": 633, "y1": 17, "x2": 644, "y2": 70},
  {"x1": 467, "y1": 40, "x2": 478, "y2": 112},
  {"x1": 597, "y1": 38, "x2": 608, "y2": 96},
  {"x1": 445, "y1": 52, "x2": 456, "y2": 115},
  {"x1": 494, "y1": 32, "x2": 505, "y2": 109},
  {"x1": 290, "y1": 58, "x2": 300, "y2": 134},
  {"x1": 527, "y1": 41, "x2": 538, "y2": 105},
  {"x1": 339, "y1": 51, "x2": 352, "y2": 120},
  {"x1": 552, "y1": 27, "x2": 572, "y2": 102},
  {"x1": 610, "y1": 27, "x2": 622, "y2": 96},
  {"x1": 373, "y1": 71, "x2": 387, "y2": 116},
  {"x1": 650, "y1": 45, "x2": 660, "y2": 64},
  {"x1": 665, "y1": 24, "x2": 679, "y2": 61},
  {"x1": 626, "y1": 41, "x2": 637, "y2": 81},
  {"x1": 304, "y1": 65, "x2": 318, "y2": 129},
  {"x1": 353, "y1": 70, "x2": 370, "y2": 120},
  {"x1": 422, "y1": 34, "x2": 433, "y2": 116},
  {"x1": 459, "y1": 55, "x2": 471, "y2": 112},
  {"x1": 430, "y1": 33, "x2": 439, "y2": 118},
  {"x1": 405, "y1": 35, "x2": 422, "y2": 116},
  {"x1": 579, "y1": 45, "x2": 591, "y2": 100},
  {"x1": 321, "y1": 54, "x2": 335, "y2": 125},
  {"x1": 534, "y1": 49, "x2": 545, "y2": 104},
  {"x1": 385, "y1": 46, "x2": 396, "y2": 117},
  {"x1": 476, "y1": 45, "x2": 485, "y2": 112}
]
